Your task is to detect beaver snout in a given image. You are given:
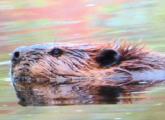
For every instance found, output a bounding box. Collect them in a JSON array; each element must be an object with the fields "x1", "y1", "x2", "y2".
[
  {"x1": 12, "y1": 46, "x2": 28, "y2": 62},
  {"x1": 12, "y1": 50, "x2": 24, "y2": 65}
]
